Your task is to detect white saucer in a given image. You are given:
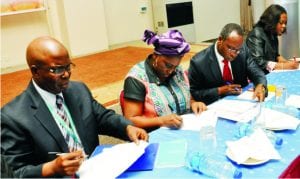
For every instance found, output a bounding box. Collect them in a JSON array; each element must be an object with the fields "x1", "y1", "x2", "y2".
[
  {"x1": 265, "y1": 127, "x2": 286, "y2": 131},
  {"x1": 226, "y1": 149, "x2": 269, "y2": 165}
]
